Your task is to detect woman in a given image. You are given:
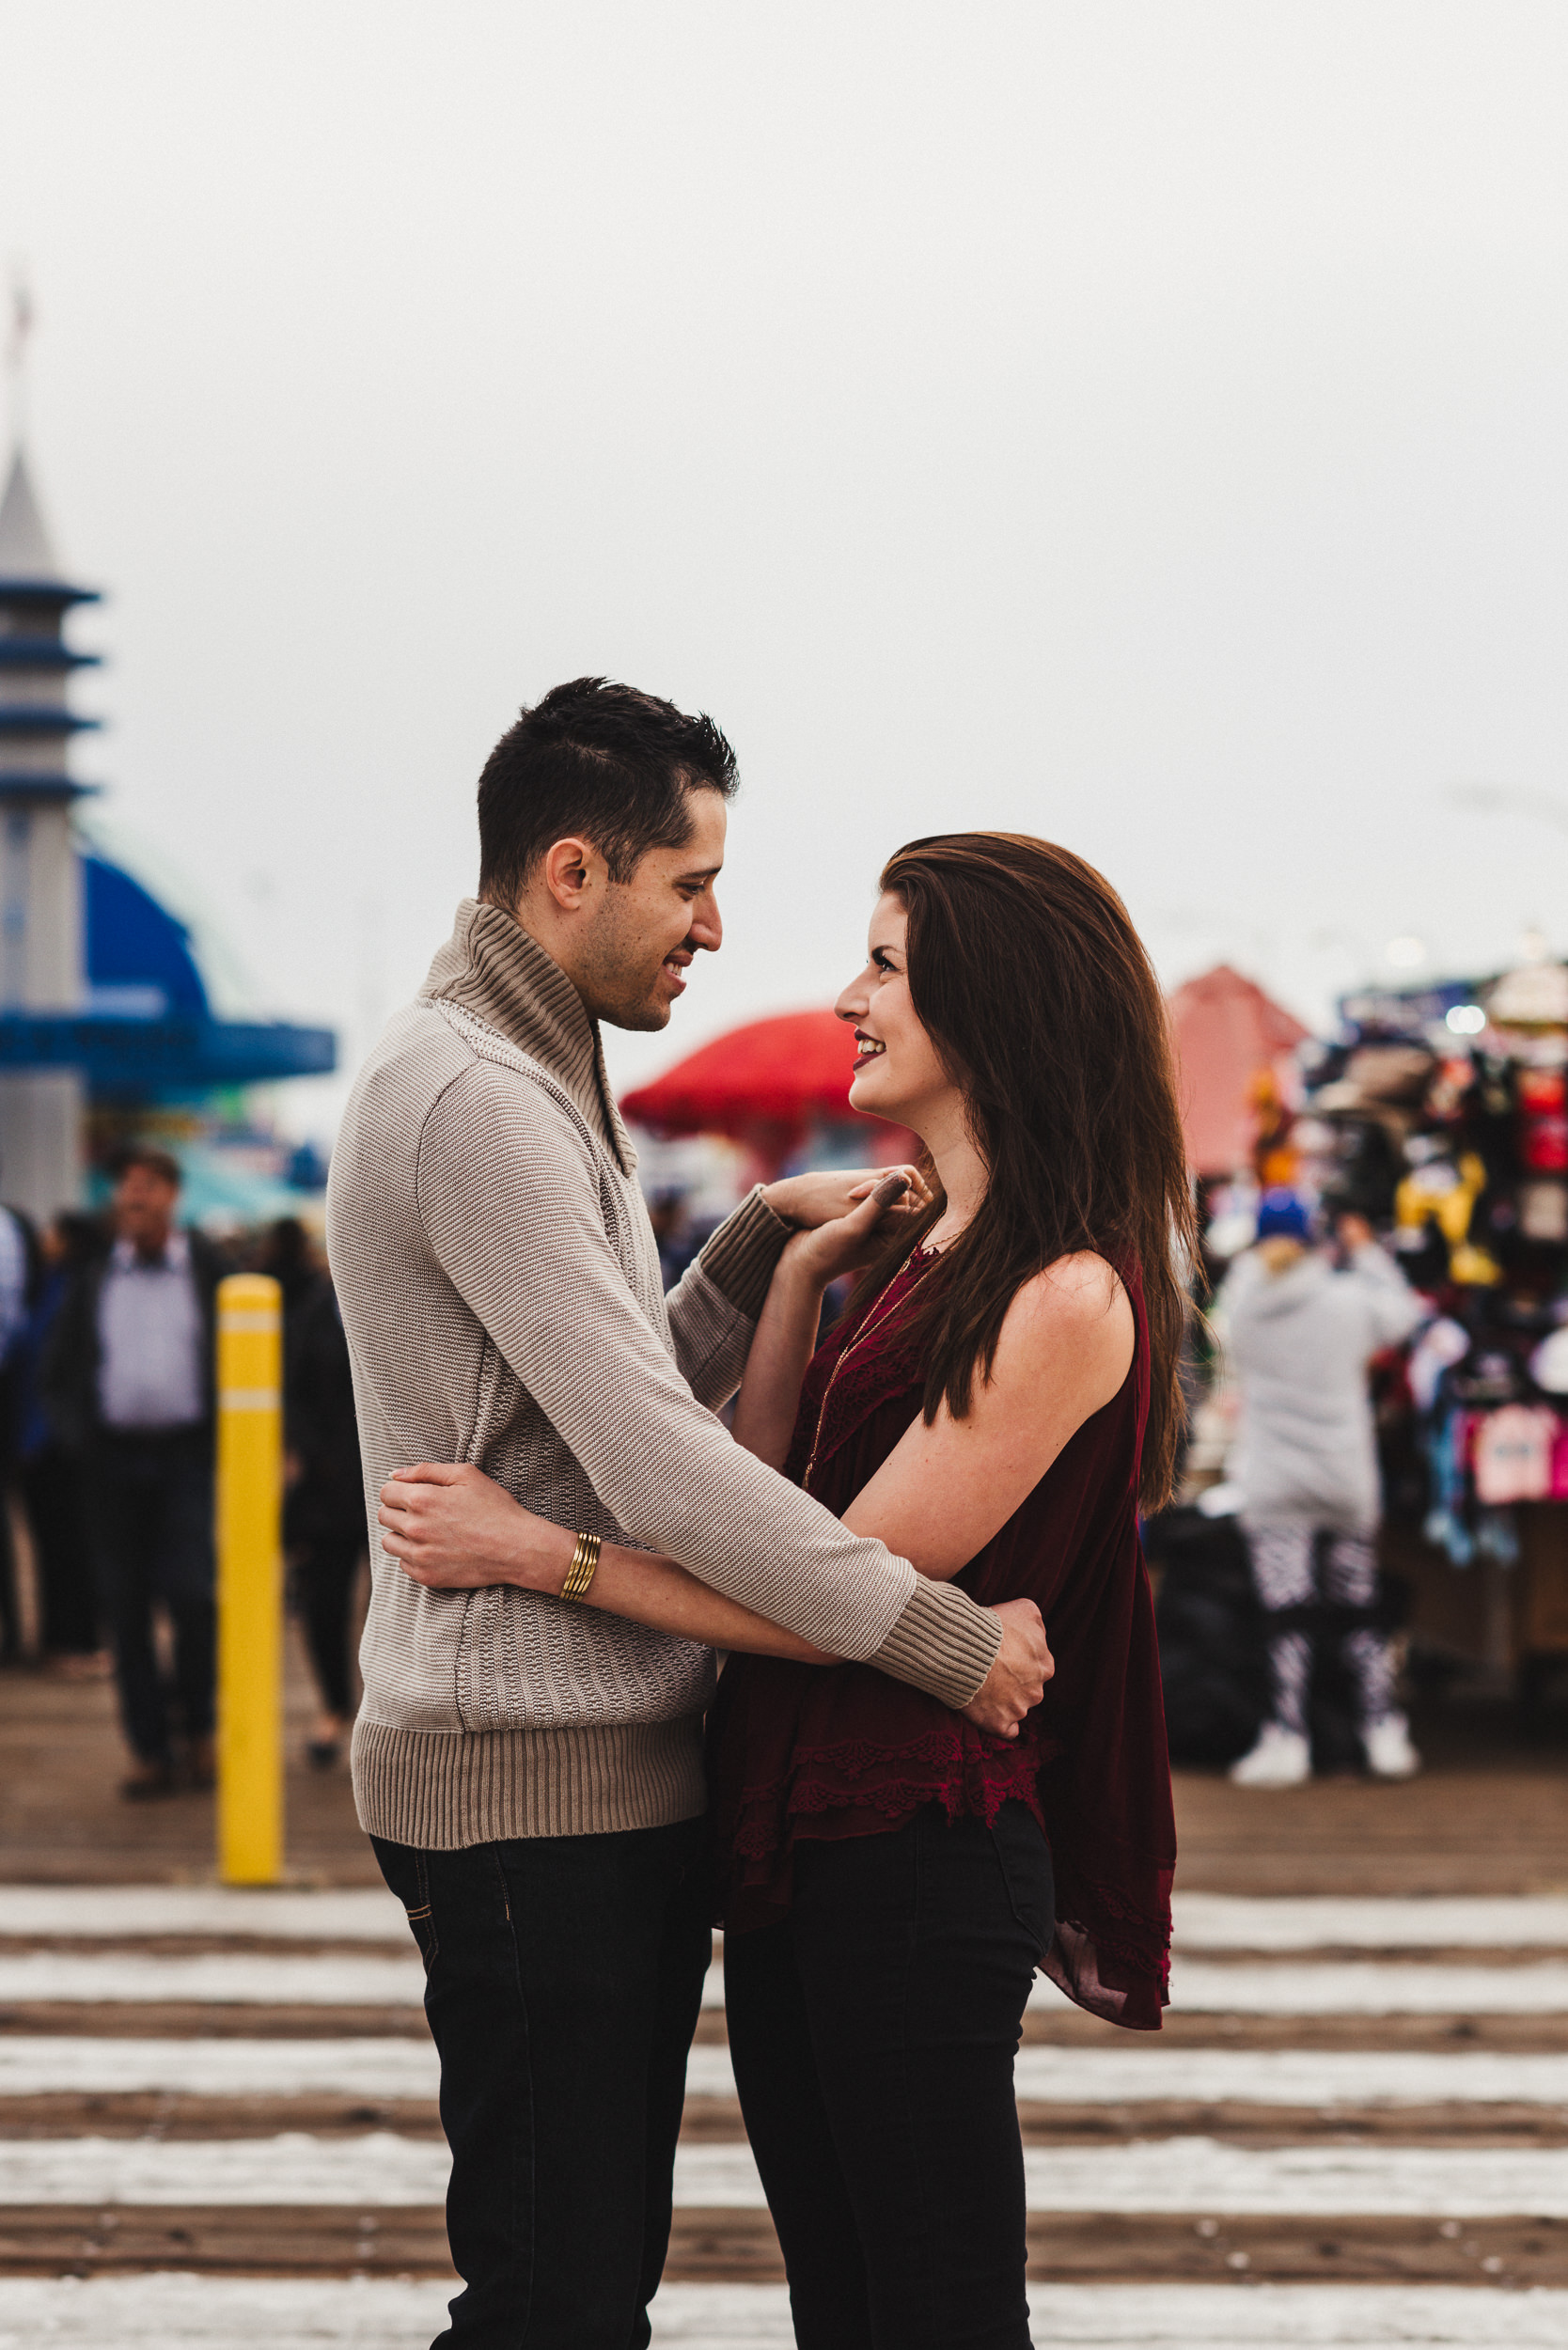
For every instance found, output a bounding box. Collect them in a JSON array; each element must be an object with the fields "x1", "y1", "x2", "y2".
[{"x1": 380, "y1": 833, "x2": 1188, "y2": 2349}]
